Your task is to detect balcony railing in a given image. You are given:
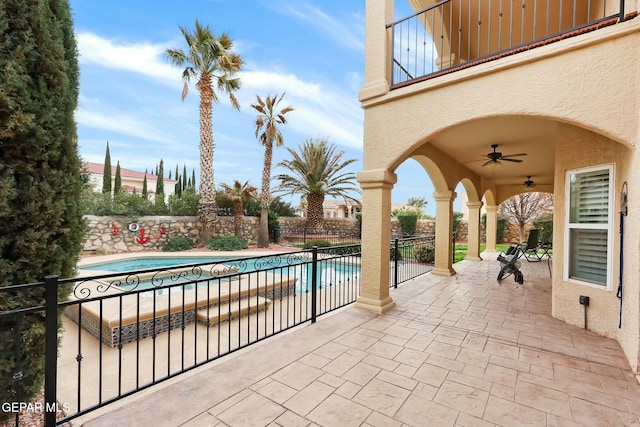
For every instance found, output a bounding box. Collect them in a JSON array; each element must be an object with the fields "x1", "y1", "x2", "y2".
[
  {"x1": 0, "y1": 239, "x2": 435, "y2": 426},
  {"x1": 388, "y1": 0, "x2": 627, "y2": 86}
]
